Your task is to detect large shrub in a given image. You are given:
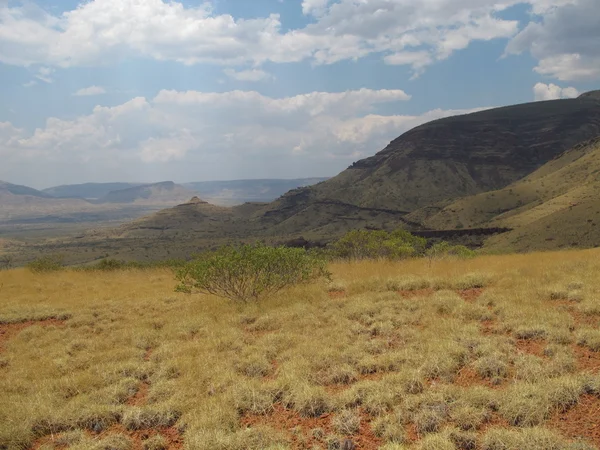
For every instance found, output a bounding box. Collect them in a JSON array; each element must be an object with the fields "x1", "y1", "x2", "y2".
[
  {"x1": 329, "y1": 229, "x2": 426, "y2": 260},
  {"x1": 175, "y1": 244, "x2": 330, "y2": 302},
  {"x1": 426, "y1": 242, "x2": 476, "y2": 264},
  {"x1": 27, "y1": 255, "x2": 65, "y2": 273}
]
